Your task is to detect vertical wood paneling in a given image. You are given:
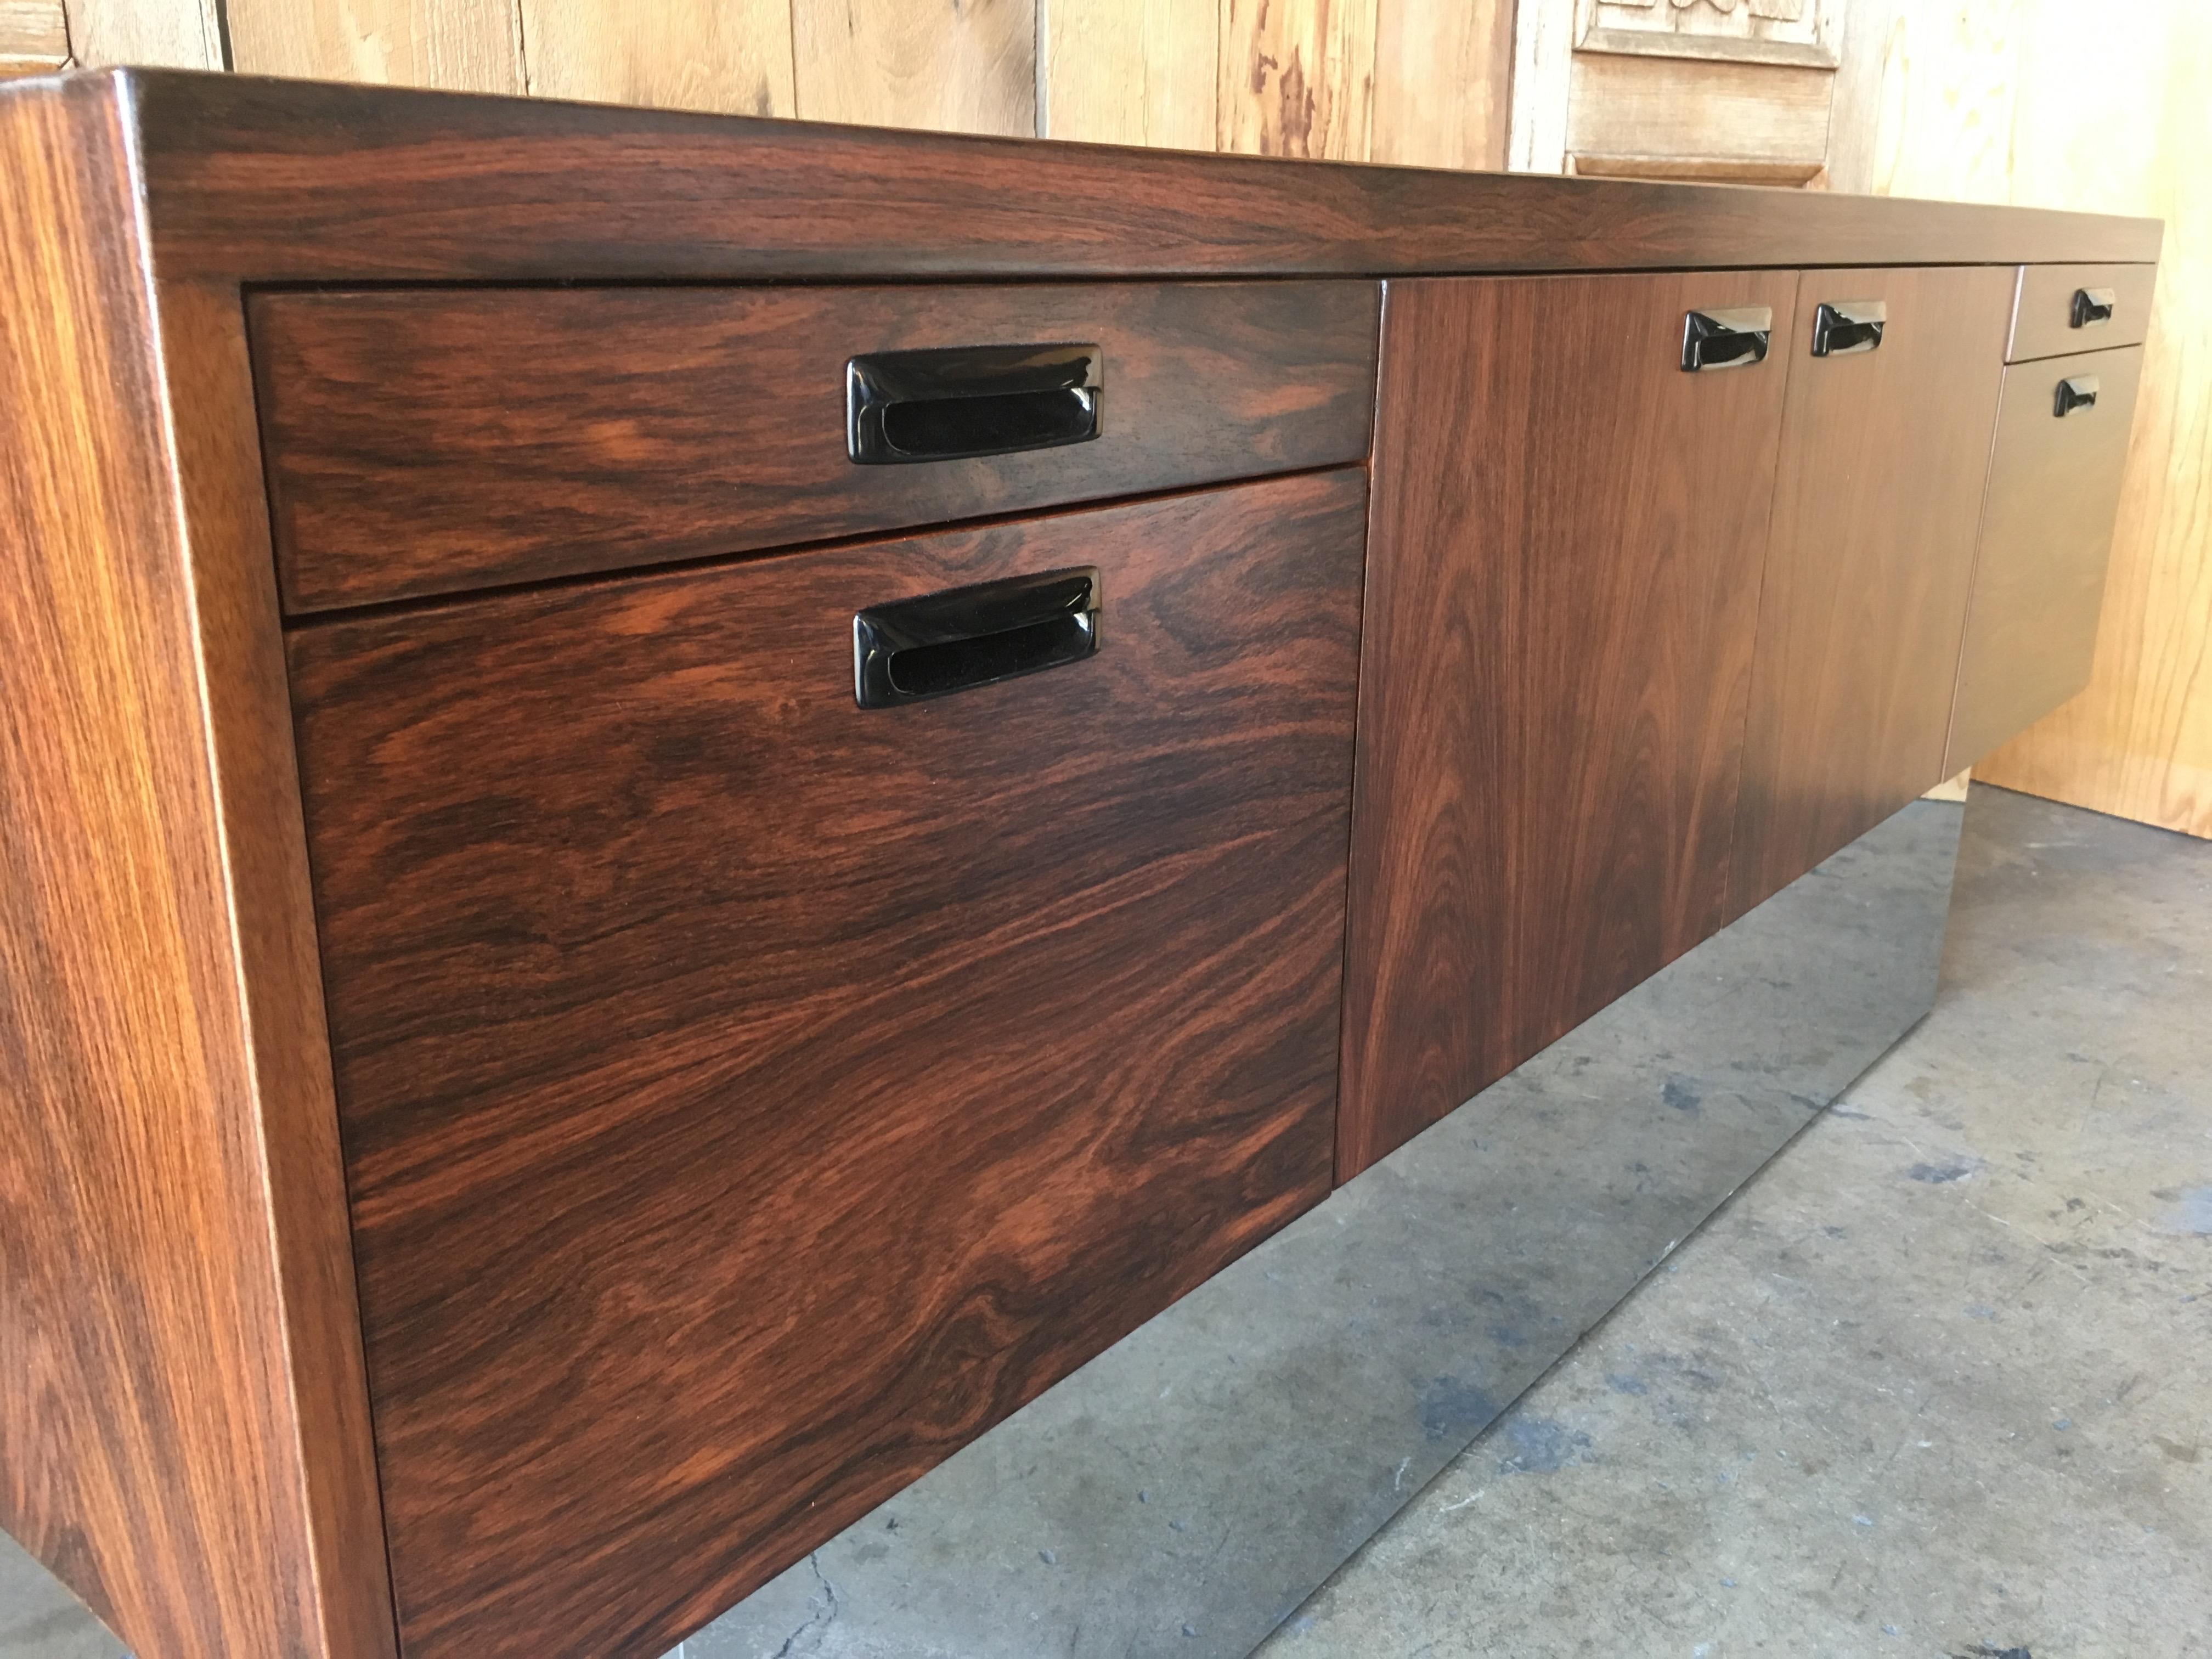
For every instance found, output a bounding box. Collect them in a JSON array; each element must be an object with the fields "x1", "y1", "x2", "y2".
[
  {"x1": 1976, "y1": 4, "x2": 2211, "y2": 836},
  {"x1": 518, "y1": 0, "x2": 793, "y2": 116},
  {"x1": 62, "y1": 0, "x2": 1530, "y2": 179},
  {"x1": 1508, "y1": 0, "x2": 1577, "y2": 171},
  {"x1": 792, "y1": 0, "x2": 1034, "y2": 136},
  {"x1": 65, "y1": 0, "x2": 223, "y2": 68},
  {"x1": 1854, "y1": 0, "x2": 2024, "y2": 204},
  {"x1": 1372, "y1": 0, "x2": 1509, "y2": 171},
  {"x1": 1, "y1": 1, "x2": 69, "y2": 75},
  {"x1": 1217, "y1": 0, "x2": 1375, "y2": 160},
  {"x1": 2003, "y1": 0, "x2": 2169, "y2": 221},
  {"x1": 225, "y1": 0, "x2": 523, "y2": 93},
  {"x1": 1044, "y1": 0, "x2": 1215, "y2": 149},
  {"x1": 1821, "y1": 0, "x2": 1896, "y2": 197}
]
